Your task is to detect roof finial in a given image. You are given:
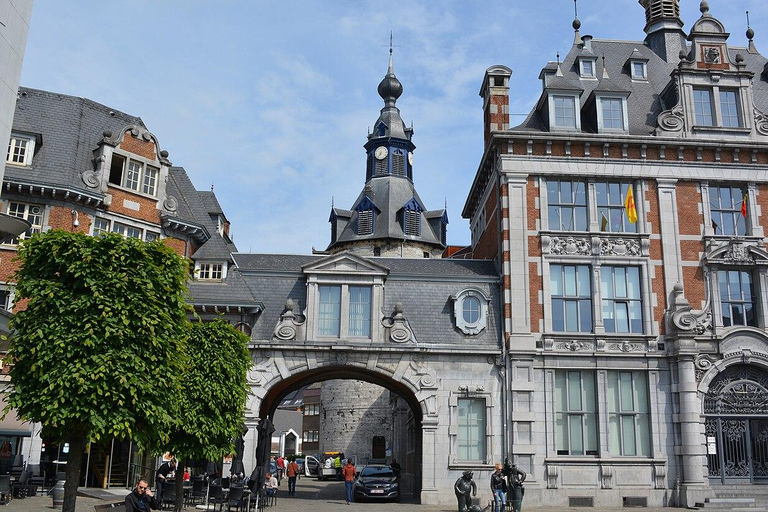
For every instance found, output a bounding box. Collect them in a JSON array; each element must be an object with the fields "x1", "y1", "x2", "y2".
[
  {"x1": 388, "y1": 31, "x2": 395, "y2": 76},
  {"x1": 747, "y1": 11, "x2": 758, "y2": 53},
  {"x1": 332, "y1": 196, "x2": 334, "y2": 208},
  {"x1": 211, "y1": 182, "x2": 214, "y2": 192},
  {"x1": 573, "y1": 0, "x2": 582, "y2": 45},
  {"x1": 601, "y1": 53, "x2": 609, "y2": 78}
]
